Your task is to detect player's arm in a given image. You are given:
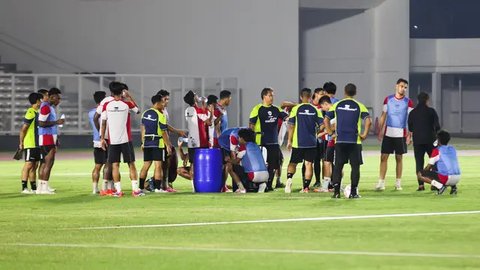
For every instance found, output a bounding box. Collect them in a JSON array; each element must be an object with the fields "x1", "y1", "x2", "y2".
[
  {"x1": 360, "y1": 117, "x2": 372, "y2": 141},
  {"x1": 123, "y1": 91, "x2": 140, "y2": 114},
  {"x1": 140, "y1": 124, "x2": 145, "y2": 150},
  {"x1": 324, "y1": 105, "x2": 335, "y2": 135},
  {"x1": 378, "y1": 98, "x2": 388, "y2": 140},
  {"x1": 287, "y1": 123, "x2": 294, "y2": 151},
  {"x1": 19, "y1": 123, "x2": 29, "y2": 150},
  {"x1": 280, "y1": 101, "x2": 296, "y2": 109},
  {"x1": 359, "y1": 104, "x2": 371, "y2": 141},
  {"x1": 100, "y1": 110, "x2": 108, "y2": 150},
  {"x1": 249, "y1": 106, "x2": 259, "y2": 130},
  {"x1": 163, "y1": 131, "x2": 172, "y2": 156},
  {"x1": 424, "y1": 149, "x2": 439, "y2": 171},
  {"x1": 168, "y1": 125, "x2": 187, "y2": 137},
  {"x1": 94, "y1": 112, "x2": 101, "y2": 131}
]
